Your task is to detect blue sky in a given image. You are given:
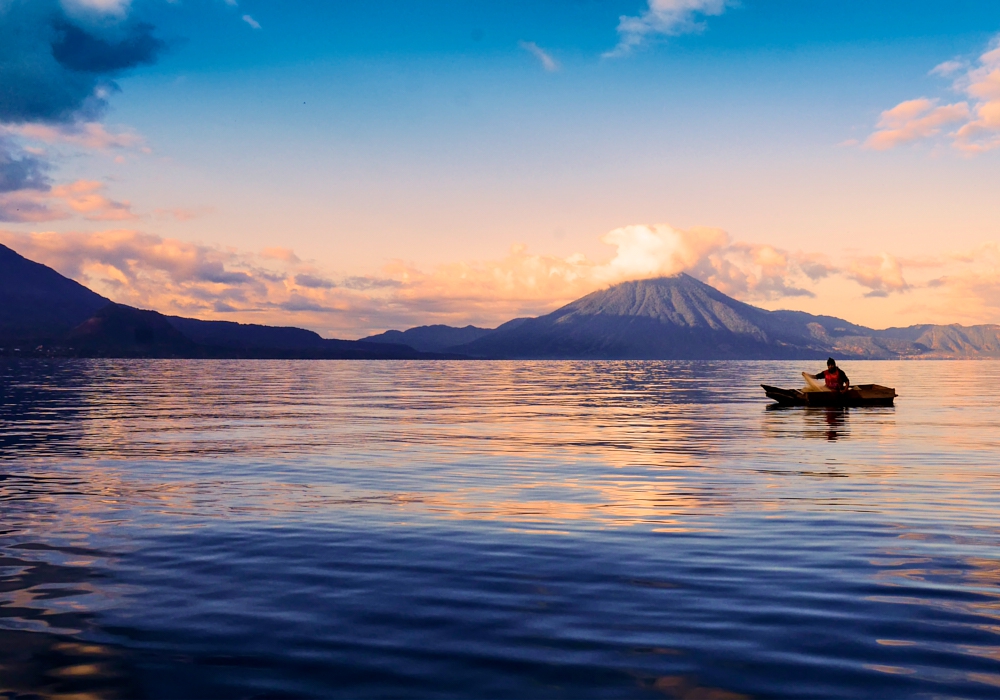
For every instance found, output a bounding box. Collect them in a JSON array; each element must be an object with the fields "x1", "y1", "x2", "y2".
[{"x1": 2, "y1": 0, "x2": 1000, "y2": 335}]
